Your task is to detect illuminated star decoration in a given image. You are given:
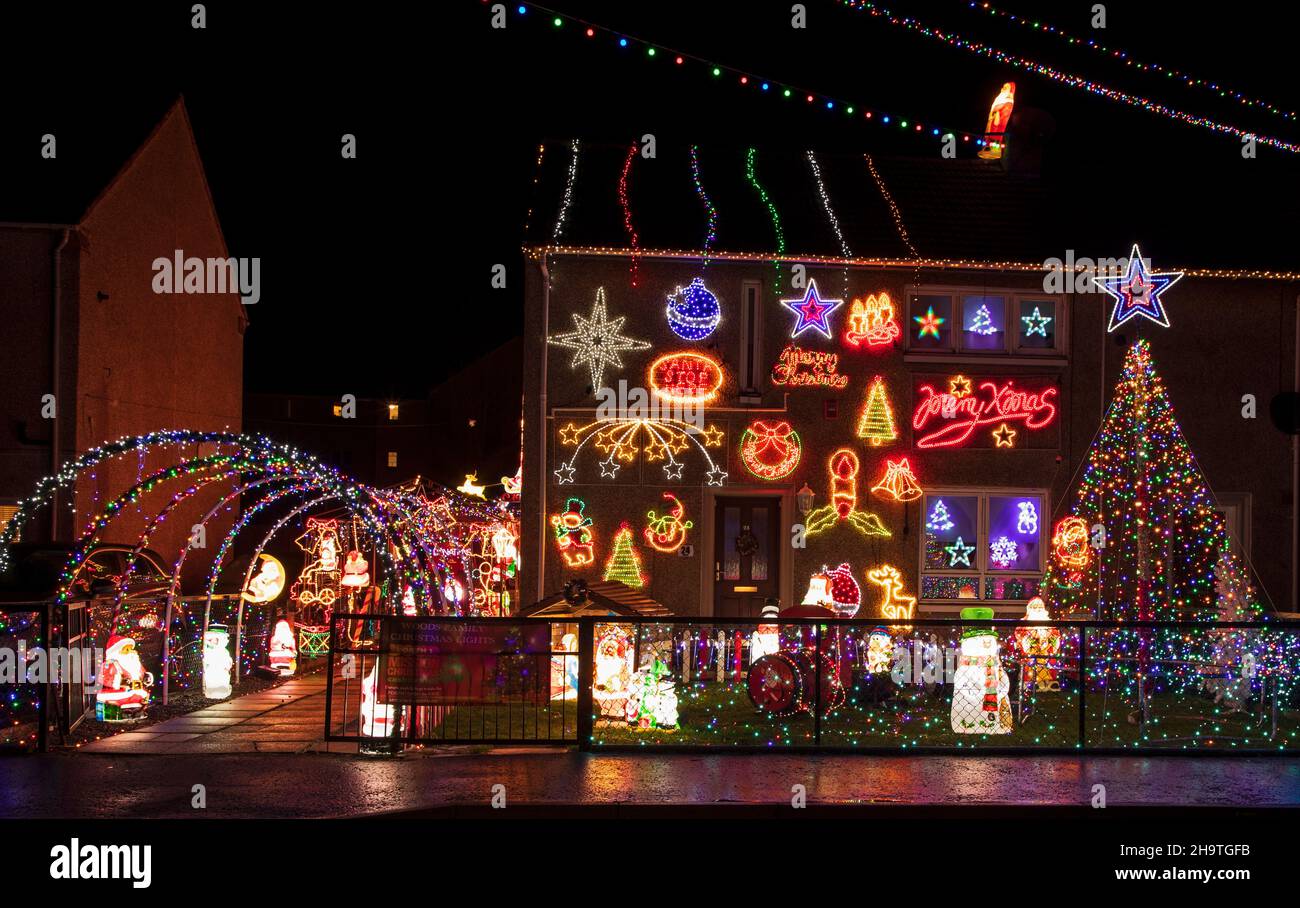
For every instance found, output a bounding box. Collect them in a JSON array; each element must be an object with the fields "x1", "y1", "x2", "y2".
[
  {"x1": 1021, "y1": 306, "x2": 1052, "y2": 337},
  {"x1": 553, "y1": 463, "x2": 576, "y2": 484},
  {"x1": 948, "y1": 374, "x2": 972, "y2": 398},
  {"x1": 547, "y1": 287, "x2": 652, "y2": 390},
  {"x1": 993, "y1": 423, "x2": 1017, "y2": 448},
  {"x1": 914, "y1": 305, "x2": 945, "y2": 339},
  {"x1": 781, "y1": 279, "x2": 843, "y2": 339},
  {"x1": 989, "y1": 535, "x2": 1019, "y2": 568},
  {"x1": 945, "y1": 536, "x2": 975, "y2": 567},
  {"x1": 1096, "y1": 244, "x2": 1184, "y2": 333}
]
